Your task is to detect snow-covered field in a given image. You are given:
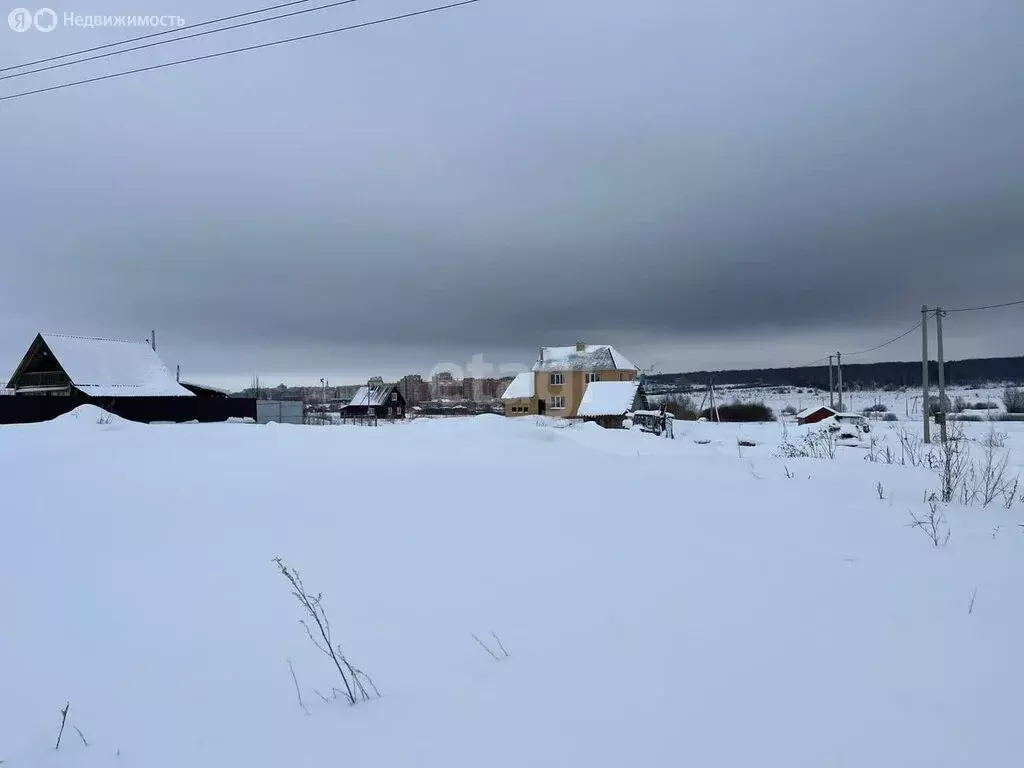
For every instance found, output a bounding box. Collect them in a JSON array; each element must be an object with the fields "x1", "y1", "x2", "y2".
[
  {"x1": 655, "y1": 384, "x2": 1014, "y2": 421},
  {"x1": 2, "y1": 406, "x2": 1023, "y2": 767}
]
